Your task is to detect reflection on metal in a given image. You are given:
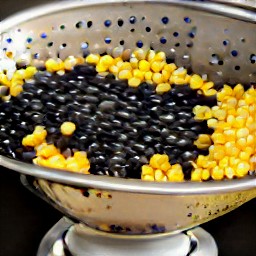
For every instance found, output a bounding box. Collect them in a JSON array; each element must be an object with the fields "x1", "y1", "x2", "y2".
[{"x1": 38, "y1": 217, "x2": 217, "y2": 256}]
